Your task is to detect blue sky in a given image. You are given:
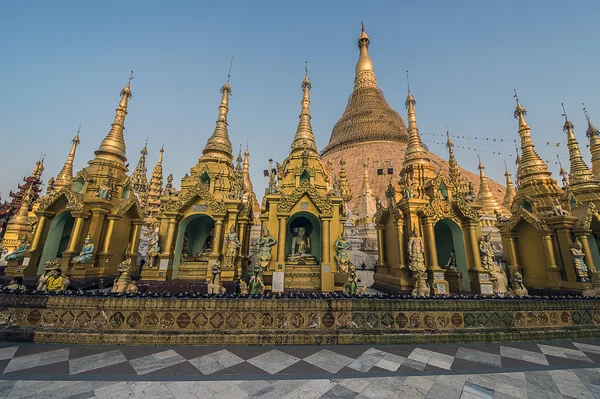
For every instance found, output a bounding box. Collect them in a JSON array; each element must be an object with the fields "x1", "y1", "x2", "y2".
[{"x1": 1, "y1": 0, "x2": 599, "y2": 201}]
